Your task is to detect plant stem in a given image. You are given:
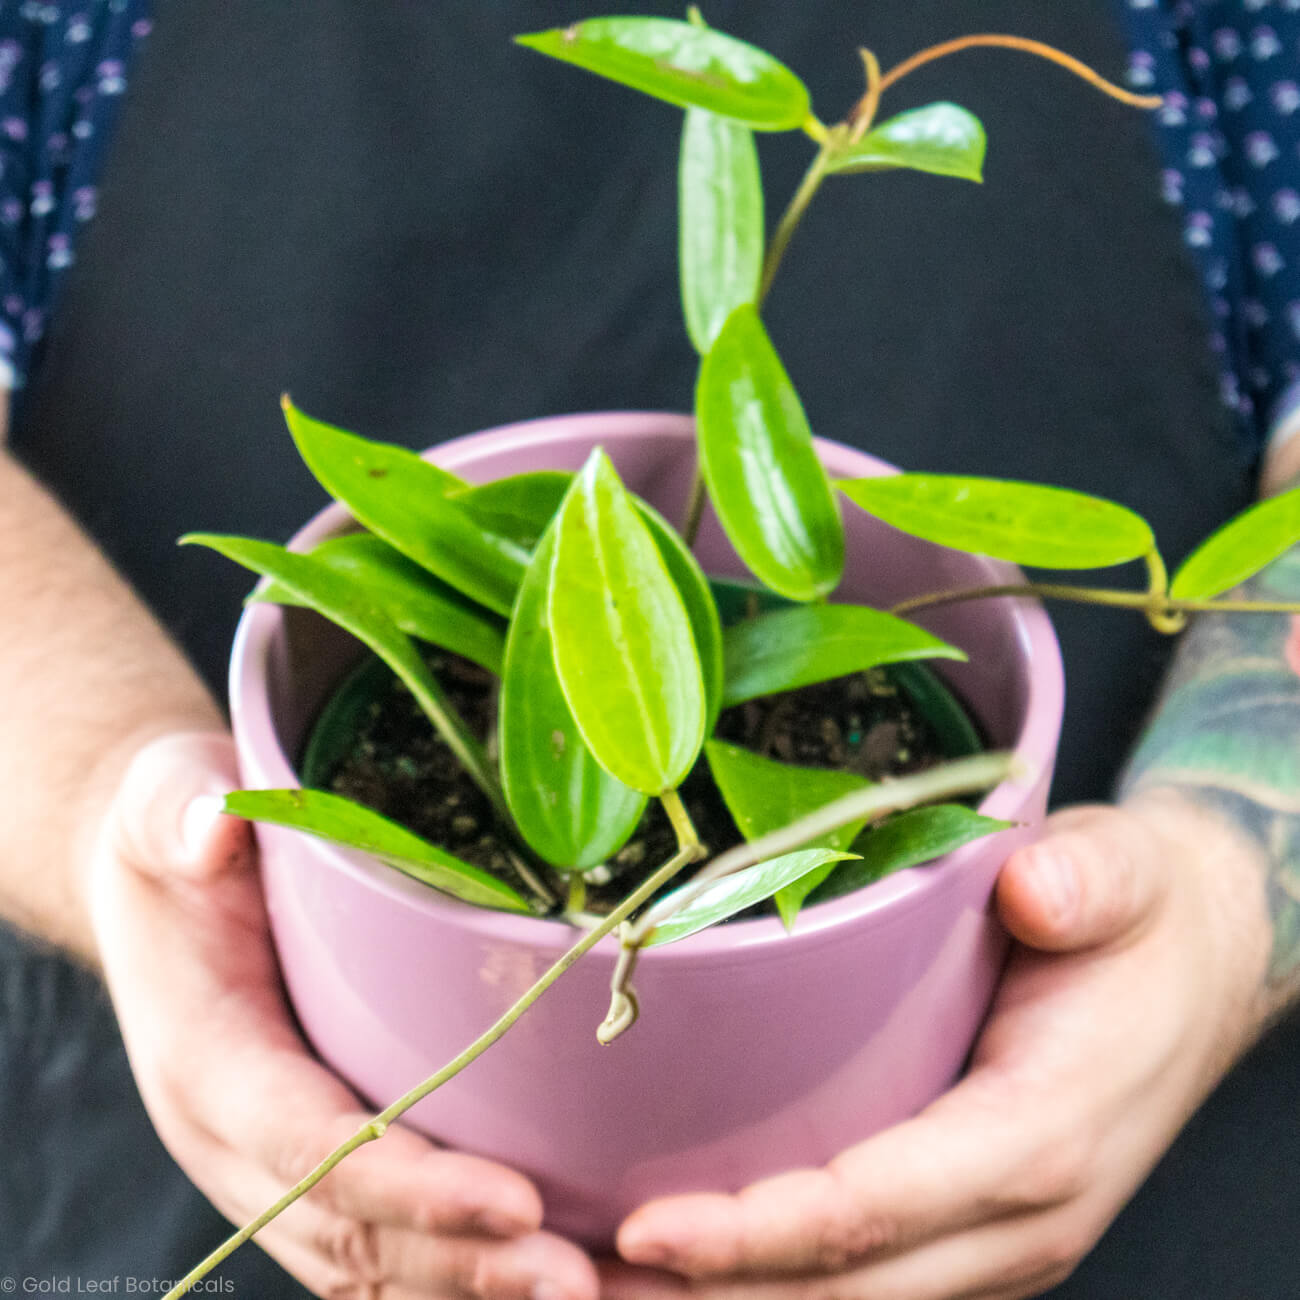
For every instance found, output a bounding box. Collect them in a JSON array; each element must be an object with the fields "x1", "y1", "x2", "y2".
[
  {"x1": 847, "y1": 47, "x2": 883, "y2": 143},
  {"x1": 628, "y1": 750, "x2": 1022, "y2": 947},
  {"x1": 876, "y1": 33, "x2": 1163, "y2": 108},
  {"x1": 660, "y1": 786, "x2": 701, "y2": 851},
  {"x1": 889, "y1": 581, "x2": 1300, "y2": 620},
  {"x1": 407, "y1": 667, "x2": 512, "y2": 828},
  {"x1": 598, "y1": 792, "x2": 705, "y2": 1042},
  {"x1": 680, "y1": 464, "x2": 708, "y2": 547},
  {"x1": 1143, "y1": 548, "x2": 1187, "y2": 634},
  {"x1": 503, "y1": 847, "x2": 559, "y2": 913},
  {"x1": 566, "y1": 871, "x2": 587, "y2": 915},
  {"x1": 160, "y1": 843, "x2": 705, "y2": 1300},
  {"x1": 760, "y1": 138, "x2": 835, "y2": 303}
]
